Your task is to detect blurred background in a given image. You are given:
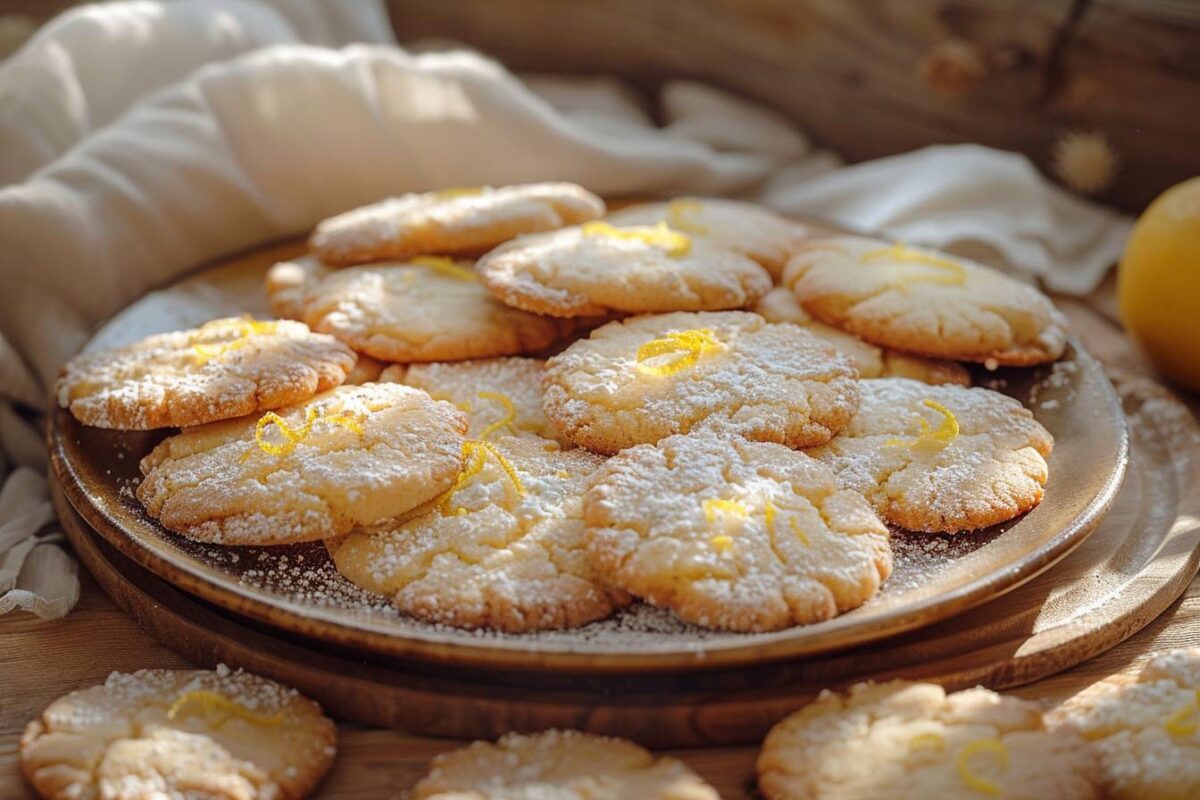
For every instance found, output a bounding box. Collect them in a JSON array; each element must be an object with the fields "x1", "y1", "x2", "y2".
[{"x1": 6, "y1": 0, "x2": 1198, "y2": 211}]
